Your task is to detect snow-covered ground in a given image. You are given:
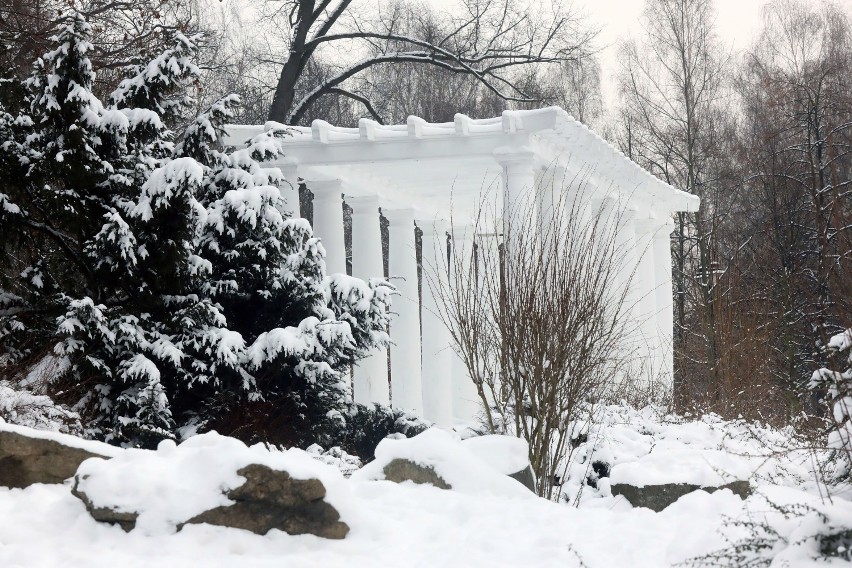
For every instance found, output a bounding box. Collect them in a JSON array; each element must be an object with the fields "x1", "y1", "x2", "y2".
[{"x1": 0, "y1": 406, "x2": 850, "y2": 568}]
